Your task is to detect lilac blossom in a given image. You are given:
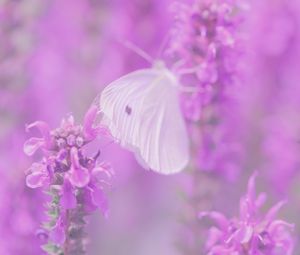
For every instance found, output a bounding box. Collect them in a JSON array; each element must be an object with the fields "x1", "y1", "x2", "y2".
[
  {"x1": 24, "y1": 105, "x2": 114, "y2": 254},
  {"x1": 200, "y1": 173, "x2": 294, "y2": 255}
]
